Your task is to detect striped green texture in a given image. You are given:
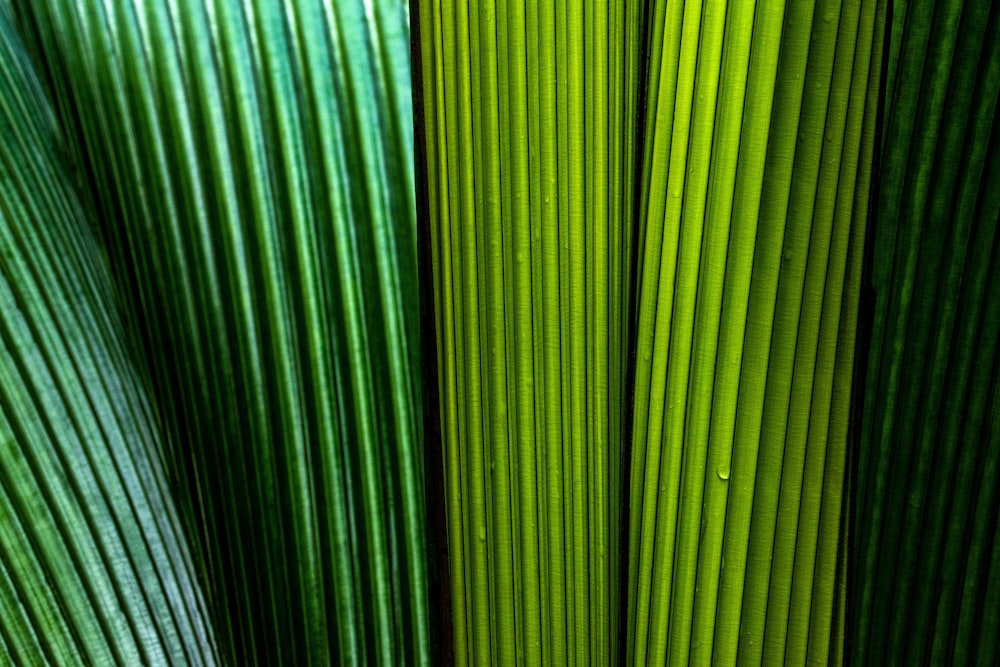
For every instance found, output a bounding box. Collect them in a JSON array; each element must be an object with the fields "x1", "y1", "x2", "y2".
[
  {"x1": 418, "y1": 0, "x2": 641, "y2": 663},
  {"x1": 420, "y1": 0, "x2": 891, "y2": 664},
  {"x1": 0, "y1": 7, "x2": 216, "y2": 664},
  {"x1": 10, "y1": 0, "x2": 427, "y2": 663},
  {"x1": 853, "y1": 0, "x2": 1000, "y2": 663},
  {"x1": 626, "y1": 0, "x2": 885, "y2": 664}
]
